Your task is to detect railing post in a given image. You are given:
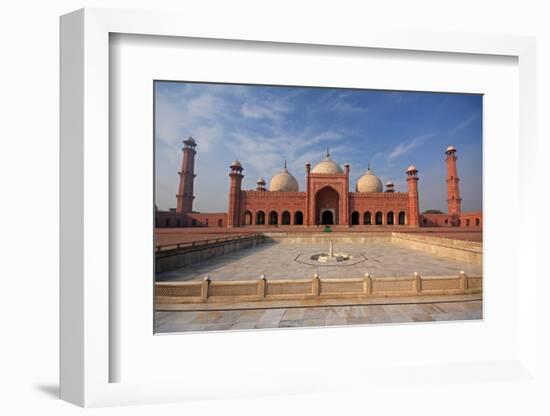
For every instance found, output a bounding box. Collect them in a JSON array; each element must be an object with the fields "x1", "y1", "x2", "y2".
[
  {"x1": 364, "y1": 273, "x2": 372, "y2": 295},
  {"x1": 259, "y1": 275, "x2": 267, "y2": 298},
  {"x1": 459, "y1": 270, "x2": 467, "y2": 293},
  {"x1": 413, "y1": 272, "x2": 421, "y2": 294},
  {"x1": 312, "y1": 273, "x2": 320, "y2": 296},
  {"x1": 201, "y1": 275, "x2": 211, "y2": 301}
]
